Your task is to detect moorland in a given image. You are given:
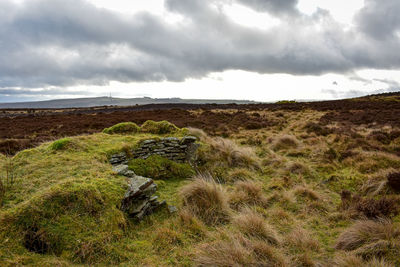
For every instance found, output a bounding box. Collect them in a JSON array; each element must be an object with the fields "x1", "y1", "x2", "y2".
[{"x1": 0, "y1": 92, "x2": 400, "y2": 266}]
